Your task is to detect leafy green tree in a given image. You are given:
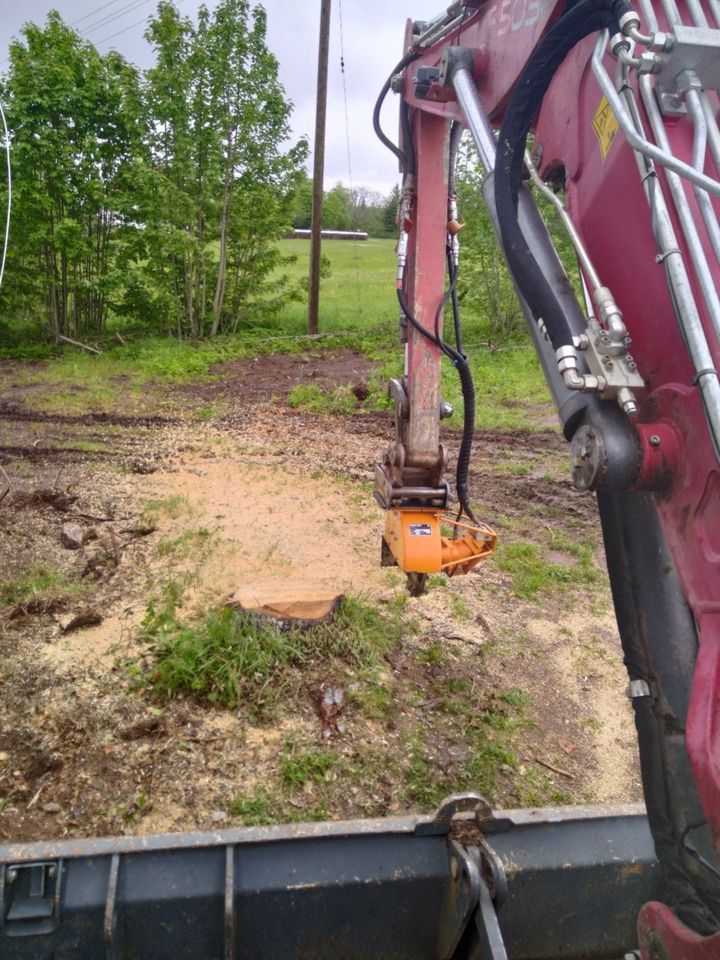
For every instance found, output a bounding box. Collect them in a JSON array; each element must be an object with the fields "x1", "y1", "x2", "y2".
[
  {"x1": 382, "y1": 185, "x2": 401, "y2": 237},
  {"x1": 1, "y1": 13, "x2": 144, "y2": 340},
  {"x1": 322, "y1": 182, "x2": 352, "y2": 231},
  {"x1": 455, "y1": 137, "x2": 581, "y2": 341},
  {"x1": 142, "y1": 0, "x2": 307, "y2": 338}
]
